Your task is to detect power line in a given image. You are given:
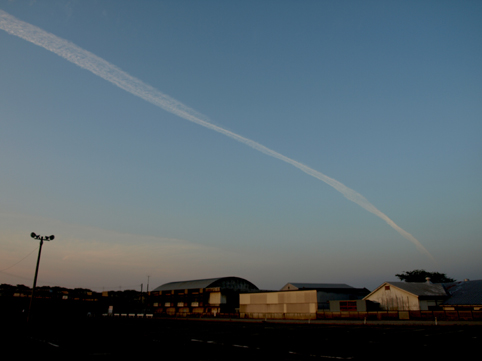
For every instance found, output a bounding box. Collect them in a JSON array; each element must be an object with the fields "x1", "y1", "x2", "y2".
[{"x1": 0, "y1": 246, "x2": 38, "y2": 272}]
